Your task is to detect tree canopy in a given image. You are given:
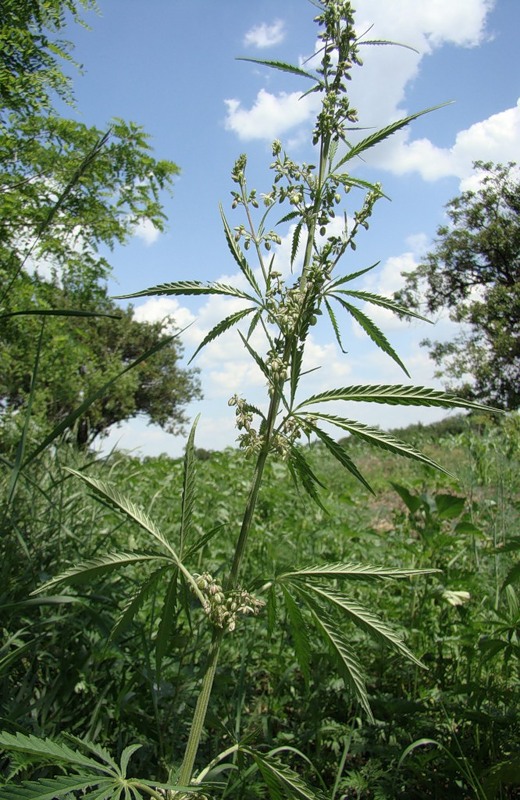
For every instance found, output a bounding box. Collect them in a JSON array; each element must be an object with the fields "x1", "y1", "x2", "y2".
[
  {"x1": 0, "y1": 0, "x2": 202, "y2": 449},
  {"x1": 396, "y1": 161, "x2": 520, "y2": 410}
]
